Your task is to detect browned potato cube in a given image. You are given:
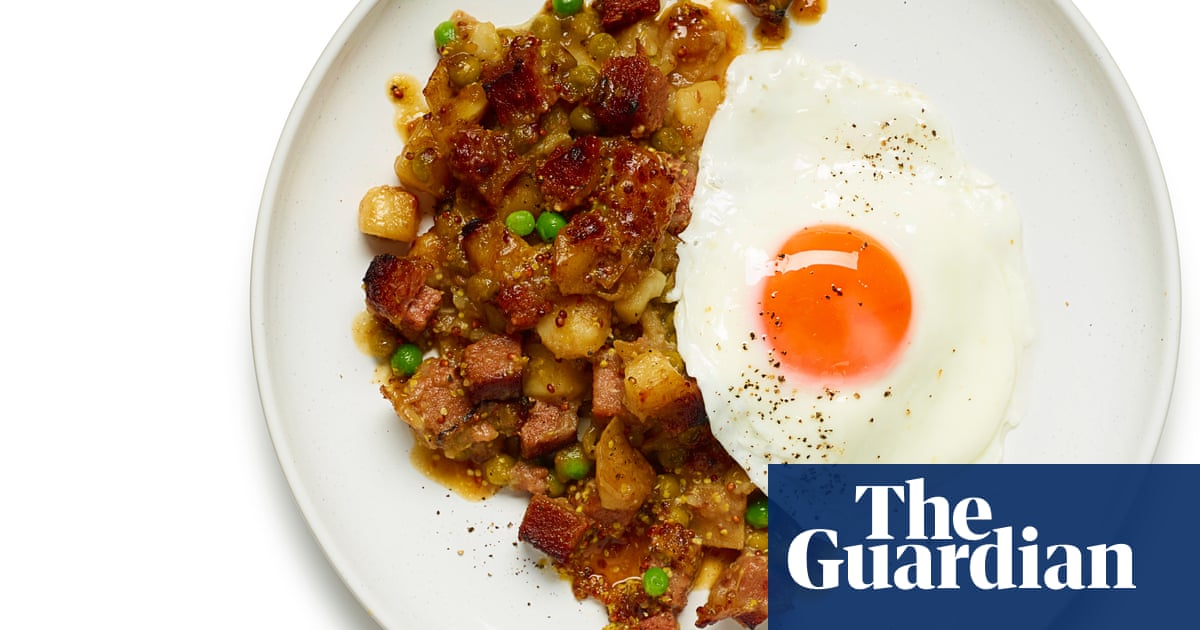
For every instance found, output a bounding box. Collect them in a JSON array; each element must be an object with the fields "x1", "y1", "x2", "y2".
[
  {"x1": 536, "y1": 296, "x2": 612, "y2": 360},
  {"x1": 551, "y1": 213, "x2": 623, "y2": 295},
  {"x1": 466, "y1": 20, "x2": 503, "y2": 63},
  {"x1": 462, "y1": 220, "x2": 532, "y2": 274},
  {"x1": 522, "y1": 343, "x2": 590, "y2": 404},
  {"x1": 357, "y1": 185, "x2": 419, "y2": 242},
  {"x1": 672, "y1": 80, "x2": 722, "y2": 141},
  {"x1": 613, "y1": 268, "x2": 666, "y2": 324},
  {"x1": 595, "y1": 418, "x2": 655, "y2": 512},
  {"x1": 439, "y1": 82, "x2": 489, "y2": 130},
  {"x1": 621, "y1": 347, "x2": 688, "y2": 421}
]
